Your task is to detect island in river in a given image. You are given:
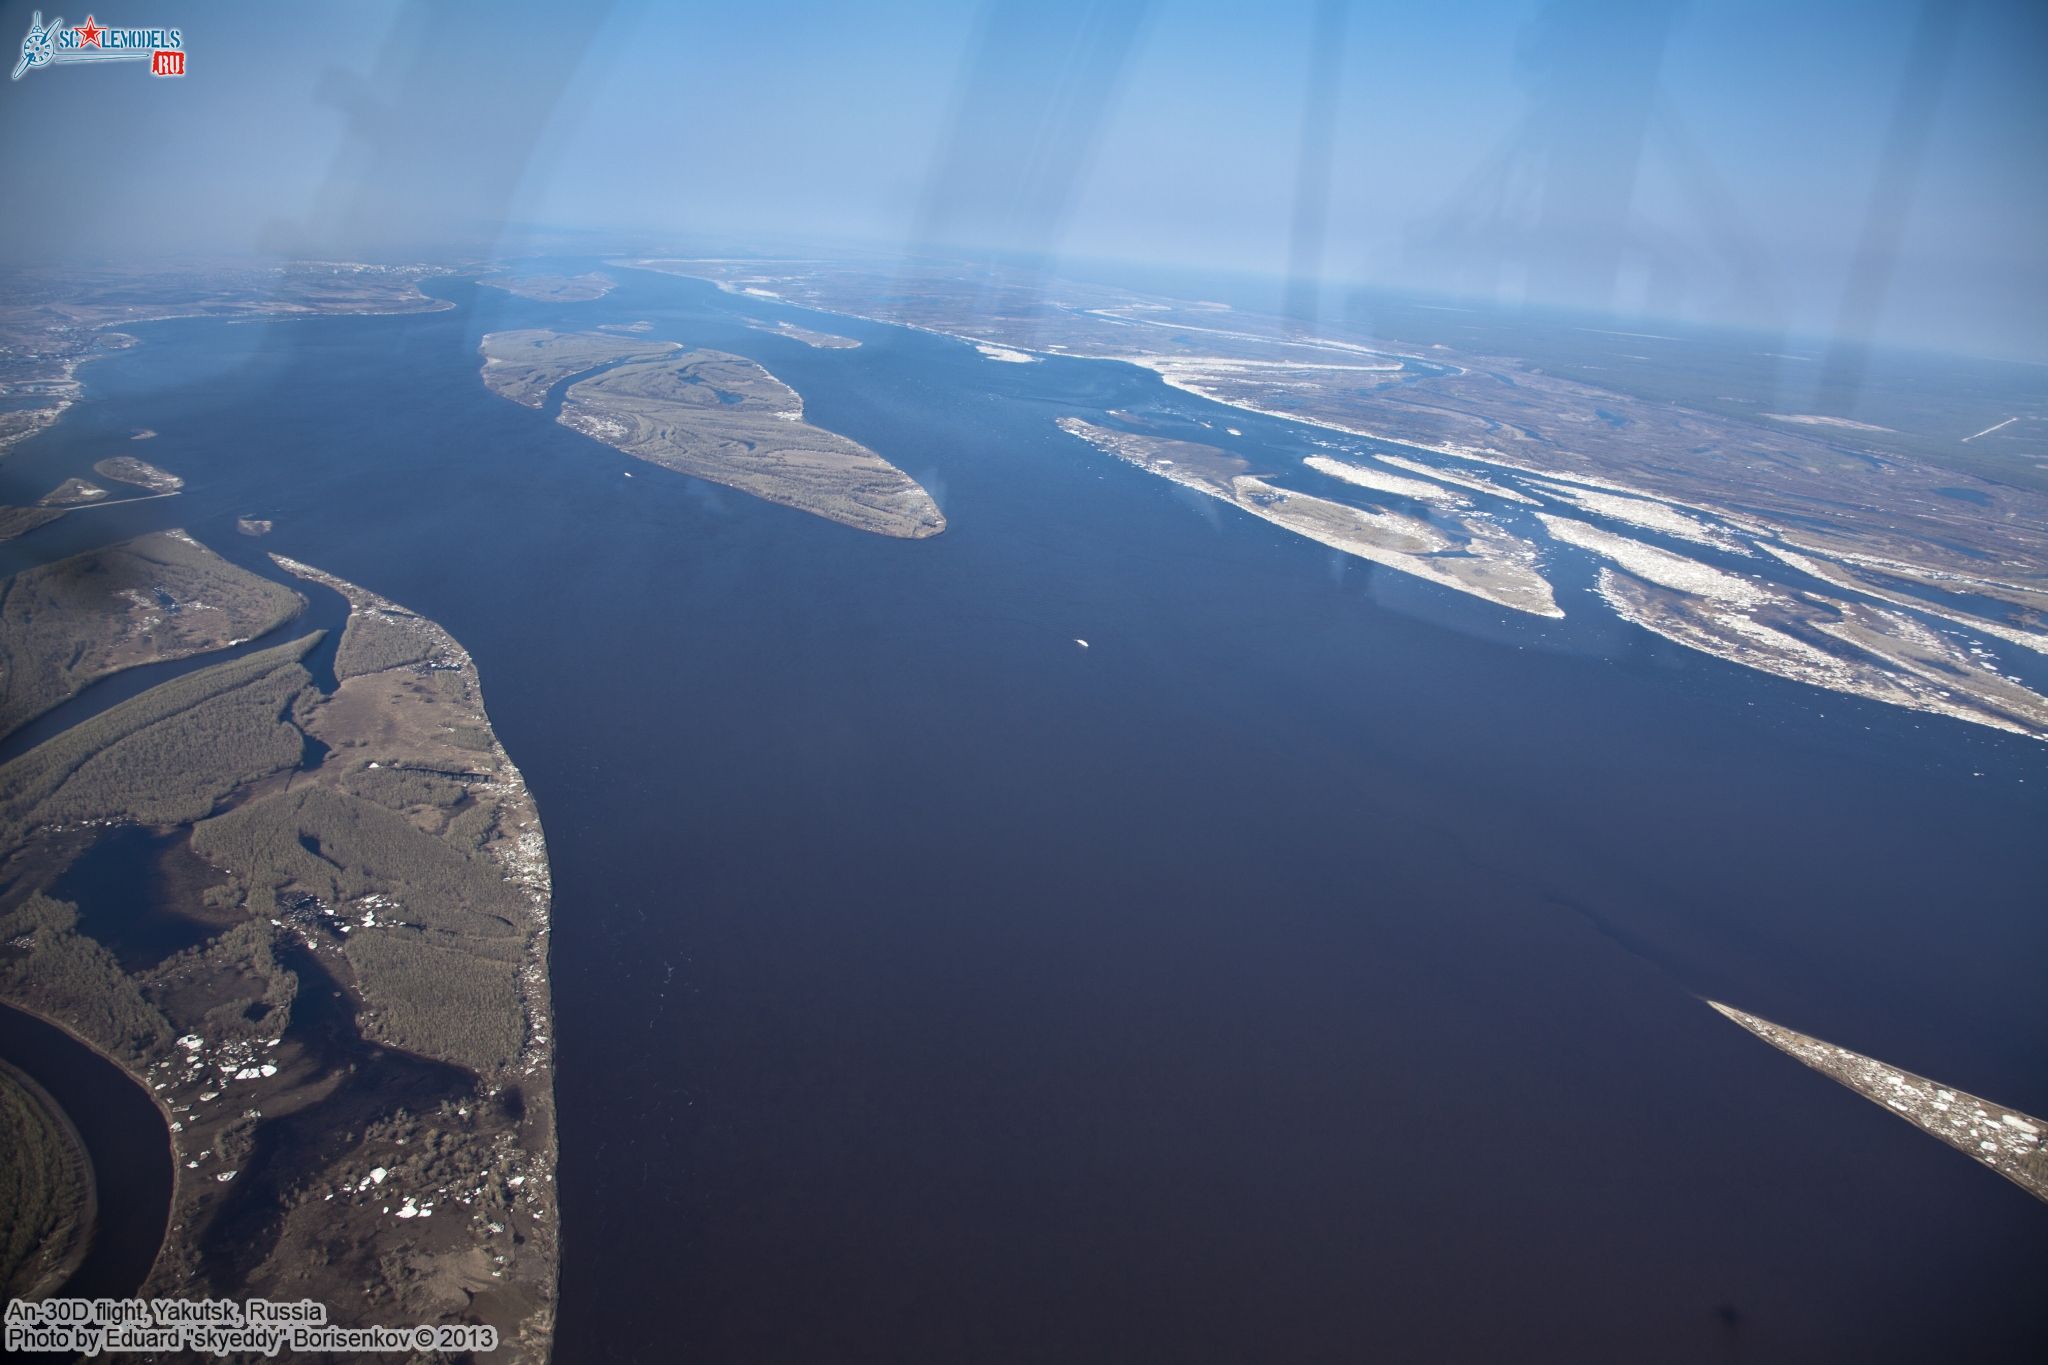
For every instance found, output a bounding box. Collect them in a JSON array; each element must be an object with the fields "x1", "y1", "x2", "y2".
[
  {"x1": 1709, "y1": 1002, "x2": 2048, "y2": 1202},
  {"x1": 1058, "y1": 416, "x2": 1559, "y2": 617},
  {"x1": 478, "y1": 272, "x2": 616, "y2": 304},
  {"x1": 623, "y1": 256, "x2": 2048, "y2": 744},
  {"x1": 0, "y1": 534, "x2": 557, "y2": 1361},
  {"x1": 0, "y1": 1057, "x2": 91, "y2": 1298},
  {"x1": 92, "y1": 456, "x2": 183, "y2": 495},
  {"x1": 476, "y1": 328, "x2": 680, "y2": 409},
  {"x1": 742, "y1": 317, "x2": 860, "y2": 349},
  {"x1": 480, "y1": 329, "x2": 945, "y2": 539}
]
